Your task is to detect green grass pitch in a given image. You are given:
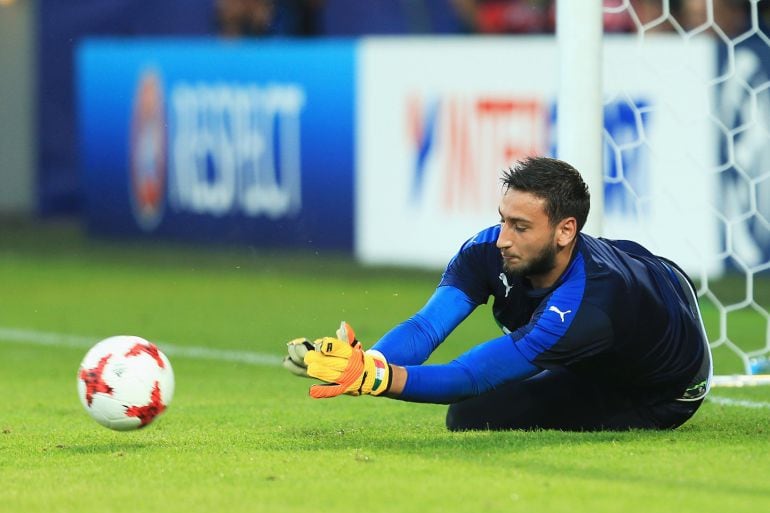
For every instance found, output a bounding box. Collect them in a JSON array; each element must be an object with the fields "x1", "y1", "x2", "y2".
[{"x1": 1, "y1": 219, "x2": 769, "y2": 513}]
